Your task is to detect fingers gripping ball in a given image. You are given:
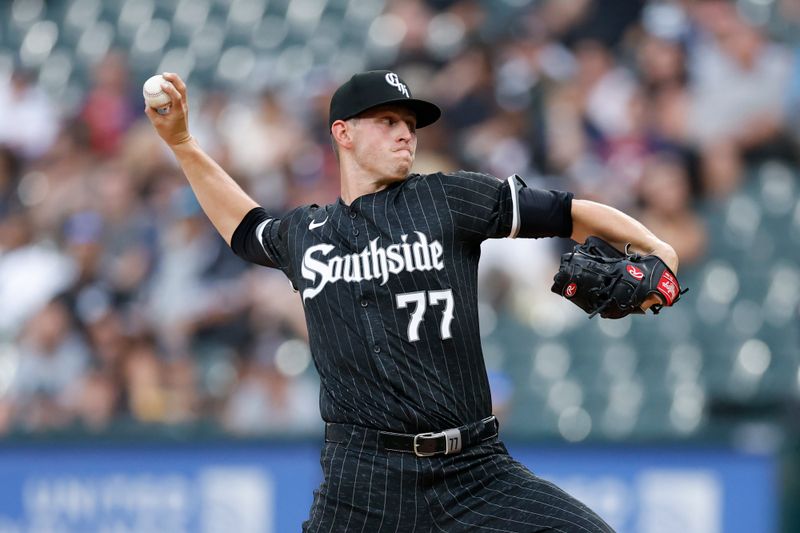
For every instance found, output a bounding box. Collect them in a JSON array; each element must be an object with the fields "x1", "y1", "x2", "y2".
[
  {"x1": 143, "y1": 74, "x2": 172, "y2": 115},
  {"x1": 551, "y1": 236, "x2": 688, "y2": 319}
]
